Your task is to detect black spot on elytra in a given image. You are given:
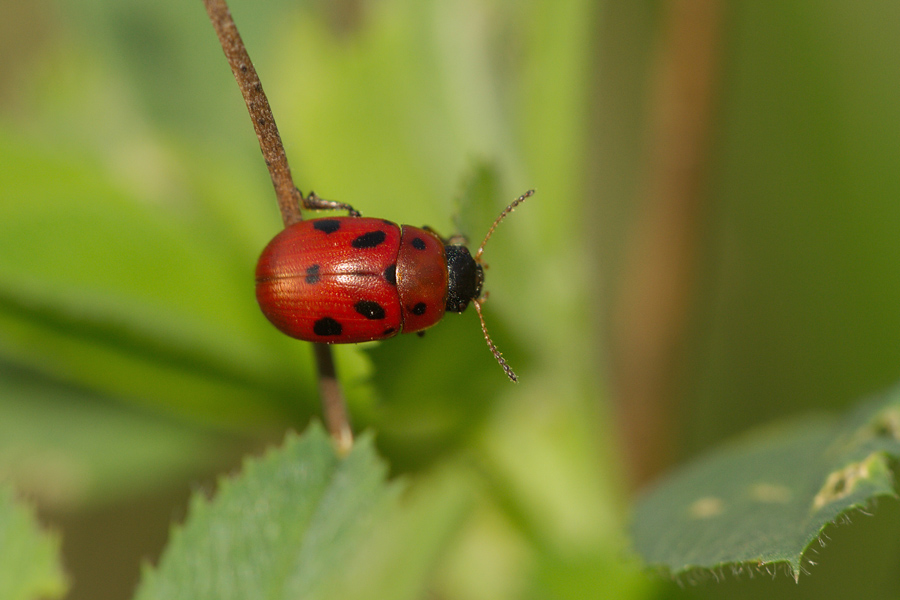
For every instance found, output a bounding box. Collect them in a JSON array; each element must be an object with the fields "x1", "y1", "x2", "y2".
[
  {"x1": 411, "y1": 302, "x2": 427, "y2": 316},
  {"x1": 305, "y1": 264, "x2": 320, "y2": 284},
  {"x1": 313, "y1": 317, "x2": 342, "y2": 336},
  {"x1": 411, "y1": 237, "x2": 427, "y2": 250},
  {"x1": 355, "y1": 301, "x2": 386, "y2": 320},
  {"x1": 382, "y1": 327, "x2": 397, "y2": 336},
  {"x1": 383, "y1": 264, "x2": 397, "y2": 286},
  {"x1": 314, "y1": 220, "x2": 341, "y2": 234},
  {"x1": 352, "y1": 230, "x2": 387, "y2": 248}
]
